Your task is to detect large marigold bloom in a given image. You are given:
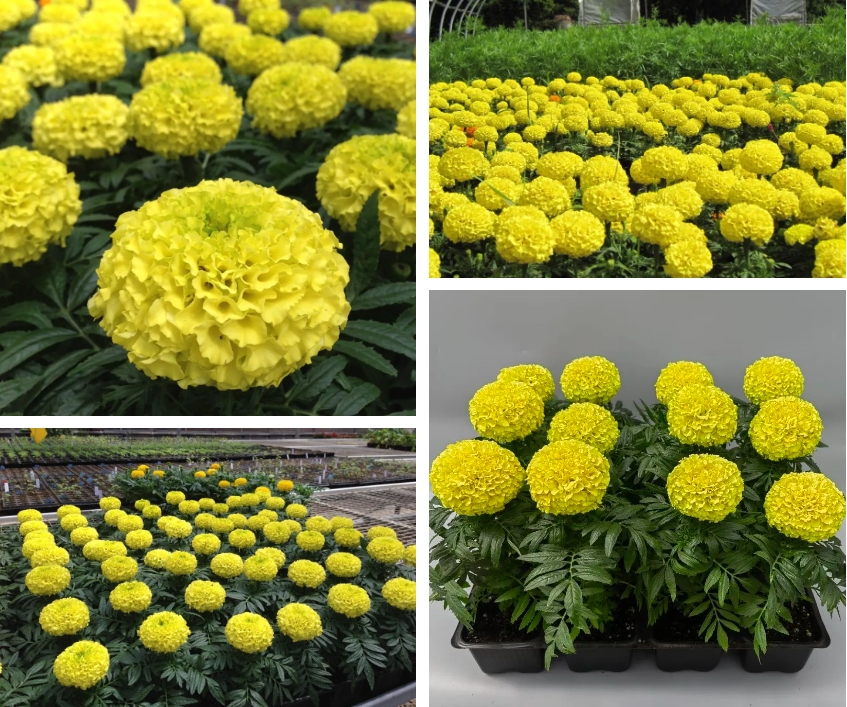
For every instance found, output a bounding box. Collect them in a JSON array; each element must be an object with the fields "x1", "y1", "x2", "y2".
[
  {"x1": 666, "y1": 454, "x2": 743, "y2": 522},
  {"x1": 429, "y1": 439, "x2": 524, "y2": 516},
  {"x1": 764, "y1": 472, "x2": 845, "y2": 542},
  {"x1": 743, "y1": 356, "x2": 804, "y2": 405},
  {"x1": 323, "y1": 11, "x2": 378, "y2": 47},
  {"x1": 526, "y1": 440, "x2": 610, "y2": 515},
  {"x1": 53, "y1": 641, "x2": 110, "y2": 690},
  {"x1": 32, "y1": 95, "x2": 129, "y2": 162},
  {"x1": 0, "y1": 66, "x2": 30, "y2": 122},
  {"x1": 246, "y1": 8, "x2": 290, "y2": 35},
  {"x1": 54, "y1": 35, "x2": 125, "y2": 82},
  {"x1": 720, "y1": 203, "x2": 774, "y2": 245},
  {"x1": 749, "y1": 396, "x2": 822, "y2": 461},
  {"x1": 655, "y1": 361, "x2": 713, "y2": 405},
  {"x1": 317, "y1": 134, "x2": 415, "y2": 252},
  {"x1": 667, "y1": 384, "x2": 737, "y2": 446},
  {"x1": 225, "y1": 613, "x2": 274, "y2": 653},
  {"x1": 469, "y1": 380, "x2": 544, "y2": 442},
  {"x1": 277, "y1": 603, "x2": 323, "y2": 640},
  {"x1": 812, "y1": 239, "x2": 846, "y2": 279},
  {"x1": 497, "y1": 364, "x2": 555, "y2": 401},
  {"x1": 1, "y1": 45, "x2": 62, "y2": 87},
  {"x1": 338, "y1": 56, "x2": 415, "y2": 111},
  {"x1": 327, "y1": 584, "x2": 371, "y2": 618},
  {"x1": 127, "y1": 79, "x2": 242, "y2": 159},
  {"x1": 382, "y1": 577, "x2": 415, "y2": 610},
  {"x1": 0, "y1": 146, "x2": 81, "y2": 267},
  {"x1": 560, "y1": 356, "x2": 620, "y2": 404},
  {"x1": 278, "y1": 35, "x2": 341, "y2": 70},
  {"x1": 88, "y1": 179, "x2": 350, "y2": 391},
  {"x1": 125, "y1": 11, "x2": 185, "y2": 54},
  {"x1": 738, "y1": 140, "x2": 784, "y2": 175},
  {"x1": 138, "y1": 612, "x2": 190, "y2": 653},
  {"x1": 140, "y1": 52, "x2": 221, "y2": 86},
  {"x1": 495, "y1": 205, "x2": 555, "y2": 264},
  {"x1": 549, "y1": 209, "x2": 606, "y2": 258},
  {"x1": 368, "y1": 1, "x2": 415, "y2": 32},
  {"x1": 198, "y1": 22, "x2": 251, "y2": 58},
  {"x1": 246, "y1": 63, "x2": 346, "y2": 139},
  {"x1": 224, "y1": 34, "x2": 285, "y2": 76},
  {"x1": 664, "y1": 239, "x2": 713, "y2": 278},
  {"x1": 39, "y1": 598, "x2": 90, "y2": 636},
  {"x1": 548, "y1": 403, "x2": 619, "y2": 453}
]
